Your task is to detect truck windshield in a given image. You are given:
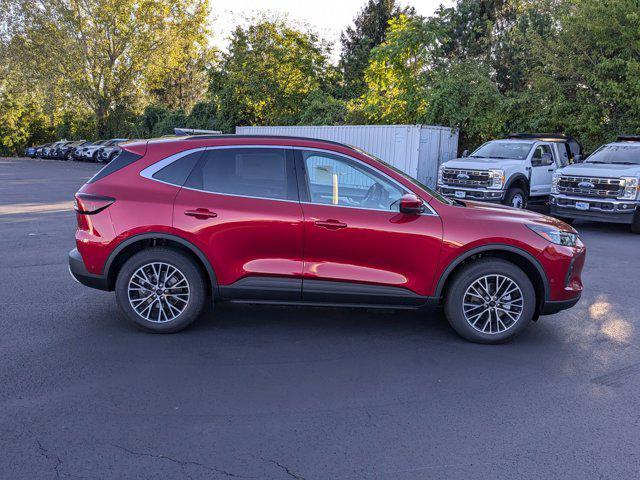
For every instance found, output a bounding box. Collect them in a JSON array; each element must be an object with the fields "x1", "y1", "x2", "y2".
[
  {"x1": 585, "y1": 144, "x2": 640, "y2": 165},
  {"x1": 470, "y1": 141, "x2": 533, "y2": 160}
]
